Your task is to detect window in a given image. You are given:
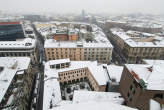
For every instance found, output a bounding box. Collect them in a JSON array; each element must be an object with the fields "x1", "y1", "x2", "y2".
[
  {"x1": 127, "y1": 92, "x2": 130, "y2": 97},
  {"x1": 130, "y1": 85, "x2": 133, "y2": 90},
  {"x1": 132, "y1": 89, "x2": 135, "y2": 94},
  {"x1": 153, "y1": 94, "x2": 163, "y2": 99},
  {"x1": 133, "y1": 80, "x2": 138, "y2": 88}
]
